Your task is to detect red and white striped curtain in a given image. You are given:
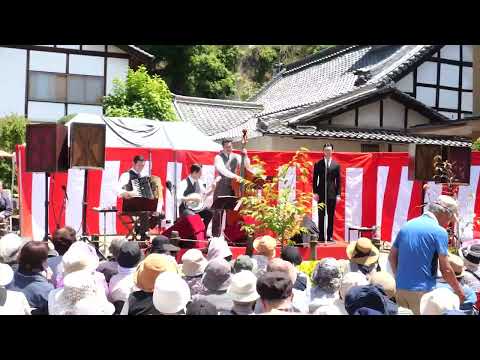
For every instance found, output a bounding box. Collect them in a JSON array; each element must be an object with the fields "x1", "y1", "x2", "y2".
[{"x1": 16, "y1": 145, "x2": 480, "y2": 243}]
